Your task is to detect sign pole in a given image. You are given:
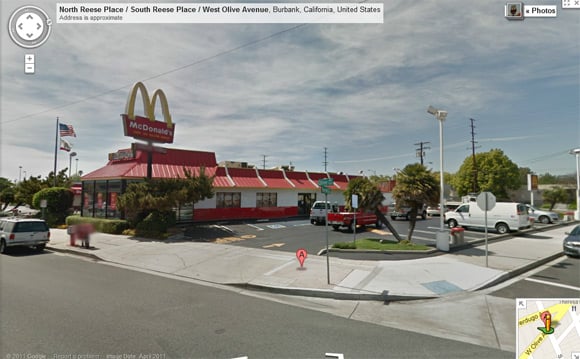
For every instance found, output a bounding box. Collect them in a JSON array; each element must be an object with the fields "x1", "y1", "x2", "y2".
[
  {"x1": 484, "y1": 194, "x2": 488, "y2": 267},
  {"x1": 325, "y1": 191, "x2": 330, "y2": 284}
]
